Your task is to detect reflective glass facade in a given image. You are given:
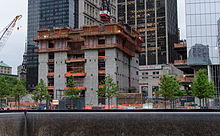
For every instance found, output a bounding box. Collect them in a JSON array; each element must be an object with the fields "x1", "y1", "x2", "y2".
[
  {"x1": 186, "y1": 0, "x2": 220, "y2": 65},
  {"x1": 118, "y1": 0, "x2": 178, "y2": 65},
  {"x1": 27, "y1": 0, "x2": 40, "y2": 90},
  {"x1": 186, "y1": 0, "x2": 220, "y2": 96},
  {"x1": 39, "y1": 0, "x2": 76, "y2": 29}
]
